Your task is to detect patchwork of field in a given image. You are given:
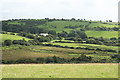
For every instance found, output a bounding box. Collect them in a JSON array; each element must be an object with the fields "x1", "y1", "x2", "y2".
[
  {"x1": 2, "y1": 64, "x2": 118, "y2": 78},
  {"x1": 2, "y1": 45, "x2": 95, "y2": 60},
  {"x1": 46, "y1": 42, "x2": 118, "y2": 52},
  {"x1": 2, "y1": 45, "x2": 117, "y2": 61},
  {"x1": 2, "y1": 20, "x2": 119, "y2": 78}
]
